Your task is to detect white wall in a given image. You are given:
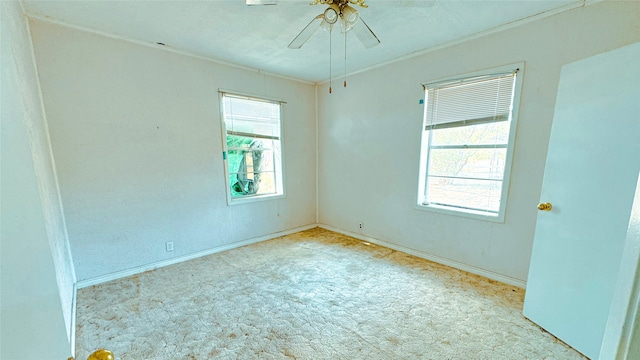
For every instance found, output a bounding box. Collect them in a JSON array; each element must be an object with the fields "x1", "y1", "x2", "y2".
[
  {"x1": 29, "y1": 20, "x2": 317, "y2": 282},
  {"x1": 1, "y1": 1, "x2": 73, "y2": 358},
  {"x1": 317, "y1": 1, "x2": 640, "y2": 284}
]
